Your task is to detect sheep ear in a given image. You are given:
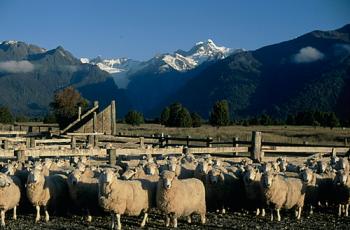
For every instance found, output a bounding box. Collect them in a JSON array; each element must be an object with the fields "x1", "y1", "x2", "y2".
[{"x1": 219, "y1": 172, "x2": 225, "y2": 181}]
